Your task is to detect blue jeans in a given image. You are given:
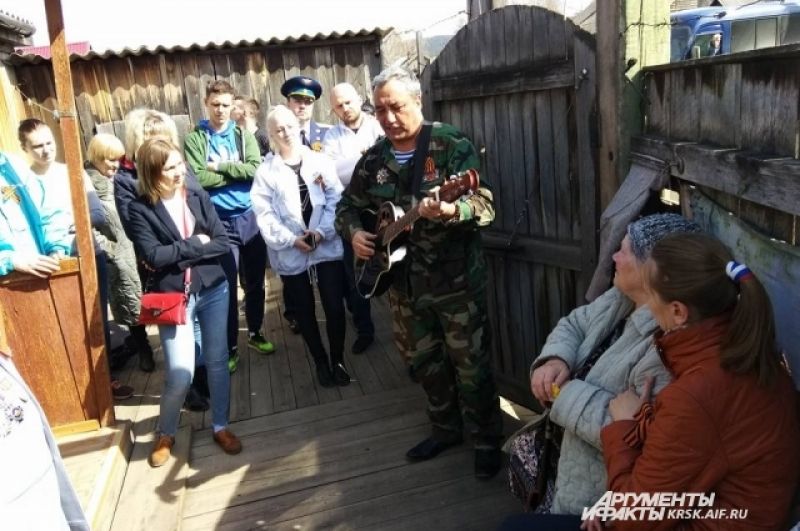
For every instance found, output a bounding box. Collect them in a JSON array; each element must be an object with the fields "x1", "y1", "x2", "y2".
[{"x1": 156, "y1": 281, "x2": 230, "y2": 436}]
